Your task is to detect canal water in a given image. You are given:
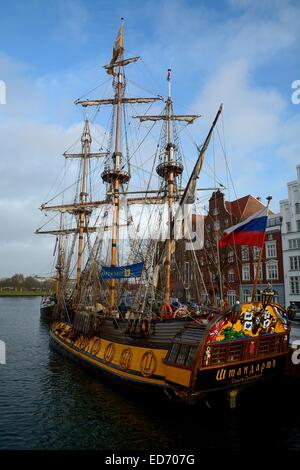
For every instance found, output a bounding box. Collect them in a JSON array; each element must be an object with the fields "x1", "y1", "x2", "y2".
[{"x1": 0, "y1": 297, "x2": 300, "y2": 451}]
